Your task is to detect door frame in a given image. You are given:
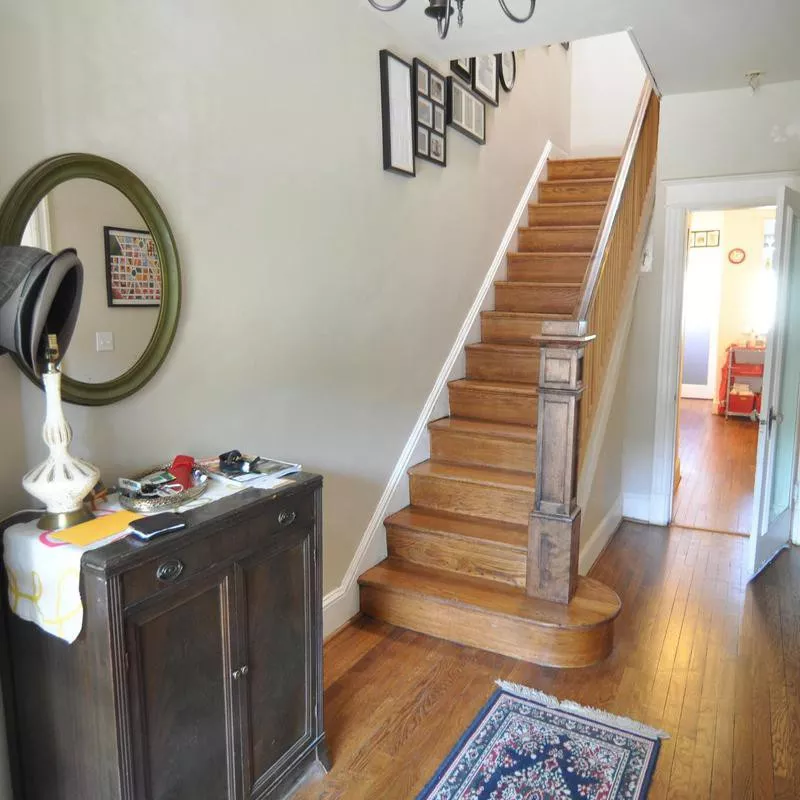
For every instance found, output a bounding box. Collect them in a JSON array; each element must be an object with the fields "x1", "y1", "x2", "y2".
[{"x1": 650, "y1": 172, "x2": 800, "y2": 528}]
